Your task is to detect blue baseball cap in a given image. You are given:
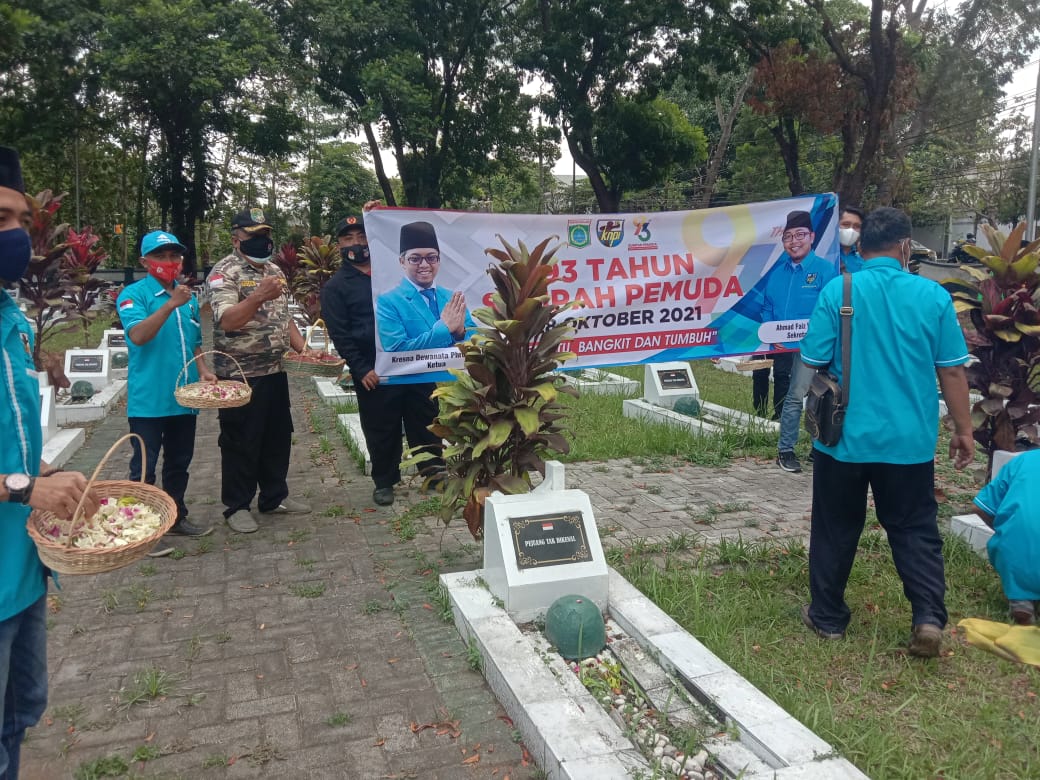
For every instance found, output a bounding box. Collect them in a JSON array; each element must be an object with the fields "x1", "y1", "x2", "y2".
[{"x1": 141, "y1": 230, "x2": 186, "y2": 256}]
